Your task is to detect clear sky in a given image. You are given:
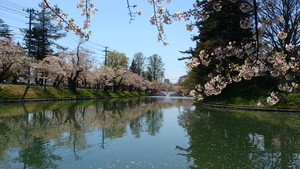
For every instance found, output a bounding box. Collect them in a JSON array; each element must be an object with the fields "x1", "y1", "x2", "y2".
[{"x1": 0, "y1": 0, "x2": 196, "y2": 83}]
